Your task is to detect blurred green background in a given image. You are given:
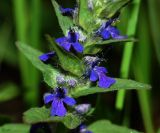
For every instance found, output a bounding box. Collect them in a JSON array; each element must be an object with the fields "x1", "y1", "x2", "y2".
[{"x1": 0, "y1": 0, "x2": 160, "y2": 133}]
